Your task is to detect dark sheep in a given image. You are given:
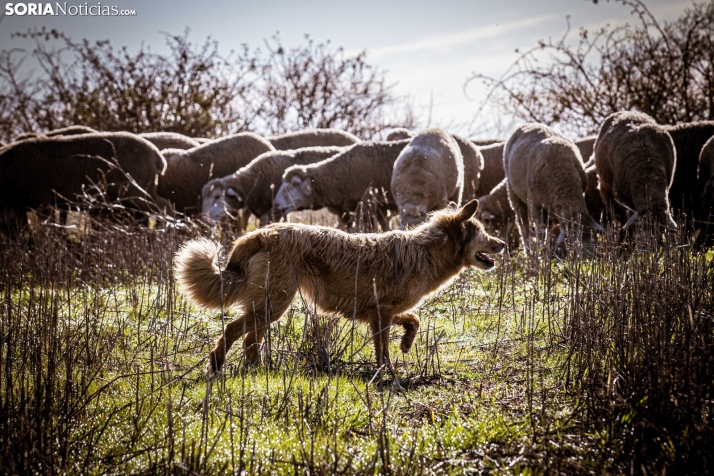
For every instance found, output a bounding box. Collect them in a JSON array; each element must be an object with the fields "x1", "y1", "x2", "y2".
[
  {"x1": 595, "y1": 111, "x2": 677, "y2": 229},
  {"x1": 202, "y1": 146, "x2": 343, "y2": 227},
  {"x1": 391, "y1": 129, "x2": 464, "y2": 228},
  {"x1": 584, "y1": 164, "x2": 606, "y2": 222},
  {"x1": 140, "y1": 132, "x2": 200, "y2": 151},
  {"x1": 662, "y1": 121, "x2": 714, "y2": 213},
  {"x1": 698, "y1": 136, "x2": 714, "y2": 218},
  {"x1": 470, "y1": 138, "x2": 505, "y2": 147},
  {"x1": 474, "y1": 142, "x2": 506, "y2": 197},
  {"x1": 273, "y1": 139, "x2": 410, "y2": 232},
  {"x1": 505, "y1": 123, "x2": 602, "y2": 249},
  {"x1": 158, "y1": 132, "x2": 274, "y2": 214},
  {"x1": 386, "y1": 128, "x2": 414, "y2": 141},
  {"x1": 453, "y1": 134, "x2": 483, "y2": 201},
  {"x1": 268, "y1": 129, "x2": 360, "y2": 150},
  {"x1": 576, "y1": 136, "x2": 597, "y2": 165},
  {"x1": 0, "y1": 132, "x2": 169, "y2": 228},
  {"x1": 475, "y1": 179, "x2": 520, "y2": 248}
]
